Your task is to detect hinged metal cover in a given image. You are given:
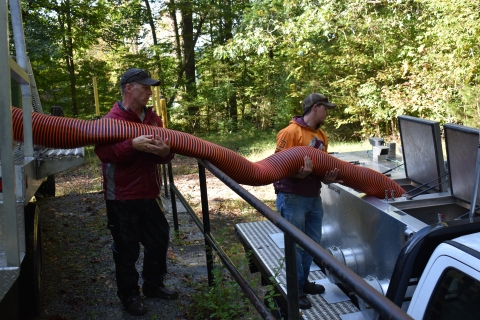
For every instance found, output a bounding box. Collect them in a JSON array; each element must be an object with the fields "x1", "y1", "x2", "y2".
[
  {"x1": 444, "y1": 124, "x2": 480, "y2": 207},
  {"x1": 398, "y1": 115, "x2": 447, "y2": 192}
]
